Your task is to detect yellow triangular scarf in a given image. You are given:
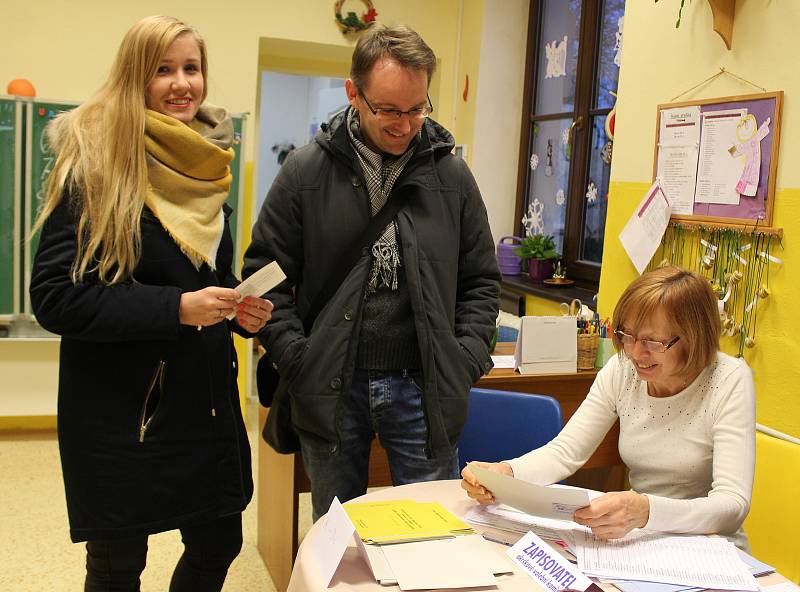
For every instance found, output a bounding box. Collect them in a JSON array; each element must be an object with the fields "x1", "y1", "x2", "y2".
[{"x1": 144, "y1": 106, "x2": 233, "y2": 270}]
